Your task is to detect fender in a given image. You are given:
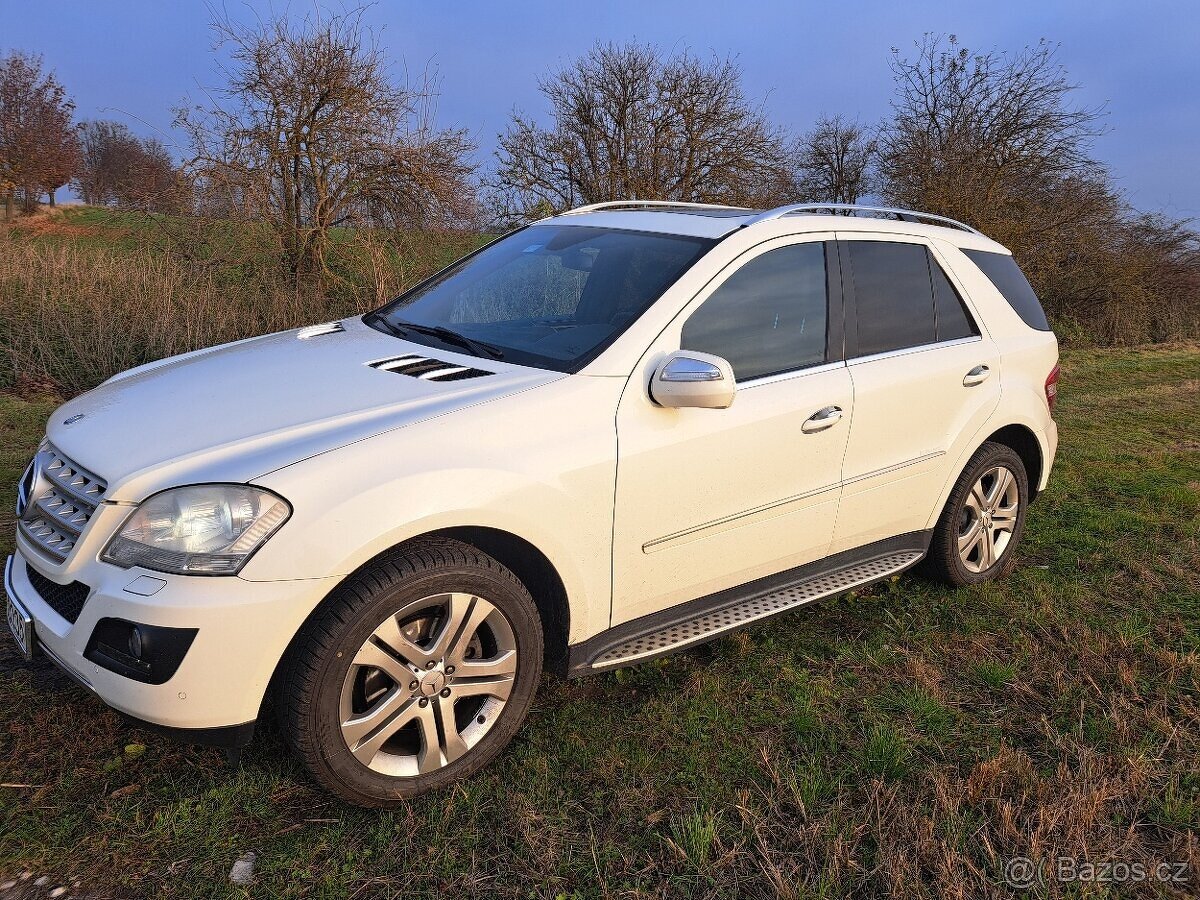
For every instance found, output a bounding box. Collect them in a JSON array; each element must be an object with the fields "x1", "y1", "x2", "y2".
[{"x1": 241, "y1": 373, "x2": 626, "y2": 645}]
